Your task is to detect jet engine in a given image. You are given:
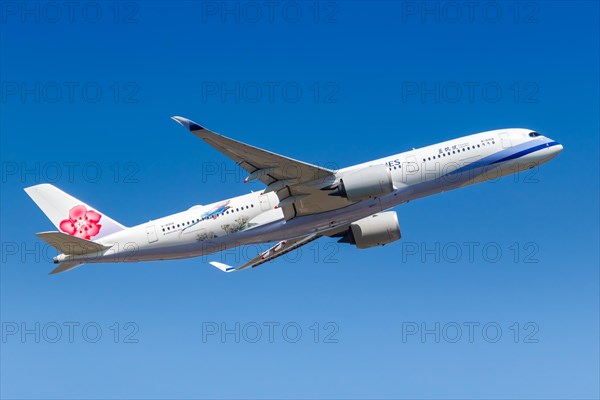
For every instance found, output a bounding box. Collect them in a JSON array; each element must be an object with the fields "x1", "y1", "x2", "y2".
[
  {"x1": 328, "y1": 165, "x2": 394, "y2": 202},
  {"x1": 338, "y1": 211, "x2": 401, "y2": 249}
]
